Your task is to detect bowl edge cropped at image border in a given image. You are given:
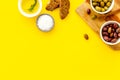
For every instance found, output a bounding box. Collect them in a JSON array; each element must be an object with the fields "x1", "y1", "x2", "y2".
[
  {"x1": 90, "y1": 0, "x2": 114, "y2": 14},
  {"x1": 18, "y1": 0, "x2": 42, "y2": 18},
  {"x1": 100, "y1": 21, "x2": 120, "y2": 45}
]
